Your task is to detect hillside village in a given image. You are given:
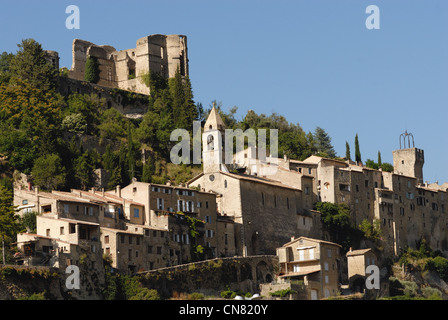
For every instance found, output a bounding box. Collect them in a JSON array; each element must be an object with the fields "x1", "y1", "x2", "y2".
[{"x1": 2, "y1": 34, "x2": 448, "y2": 300}]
